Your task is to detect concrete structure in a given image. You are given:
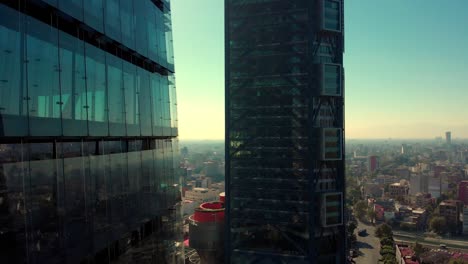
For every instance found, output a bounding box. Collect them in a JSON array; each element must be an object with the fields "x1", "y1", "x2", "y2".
[
  {"x1": 414, "y1": 193, "x2": 433, "y2": 208},
  {"x1": 458, "y1": 181, "x2": 468, "y2": 205},
  {"x1": 189, "y1": 193, "x2": 225, "y2": 264},
  {"x1": 389, "y1": 181, "x2": 410, "y2": 198},
  {"x1": 185, "y1": 188, "x2": 219, "y2": 203},
  {"x1": 463, "y1": 207, "x2": 468, "y2": 235},
  {"x1": 439, "y1": 200, "x2": 463, "y2": 233},
  {"x1": 368, "y1": 155, "x2": 379, "y2": 173},
  {"x1": 446, "y1": 131, "x2": 452, "y2": 145},
  {"x1": 225, "y1": 0, "x2": 345, "y2": 263},
  {"x1": 410, "y1": 173, "x2": 429, "y2": 195},
  {"x1": 0, "y1": 1, "x2": 182, "y2": 263}
]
